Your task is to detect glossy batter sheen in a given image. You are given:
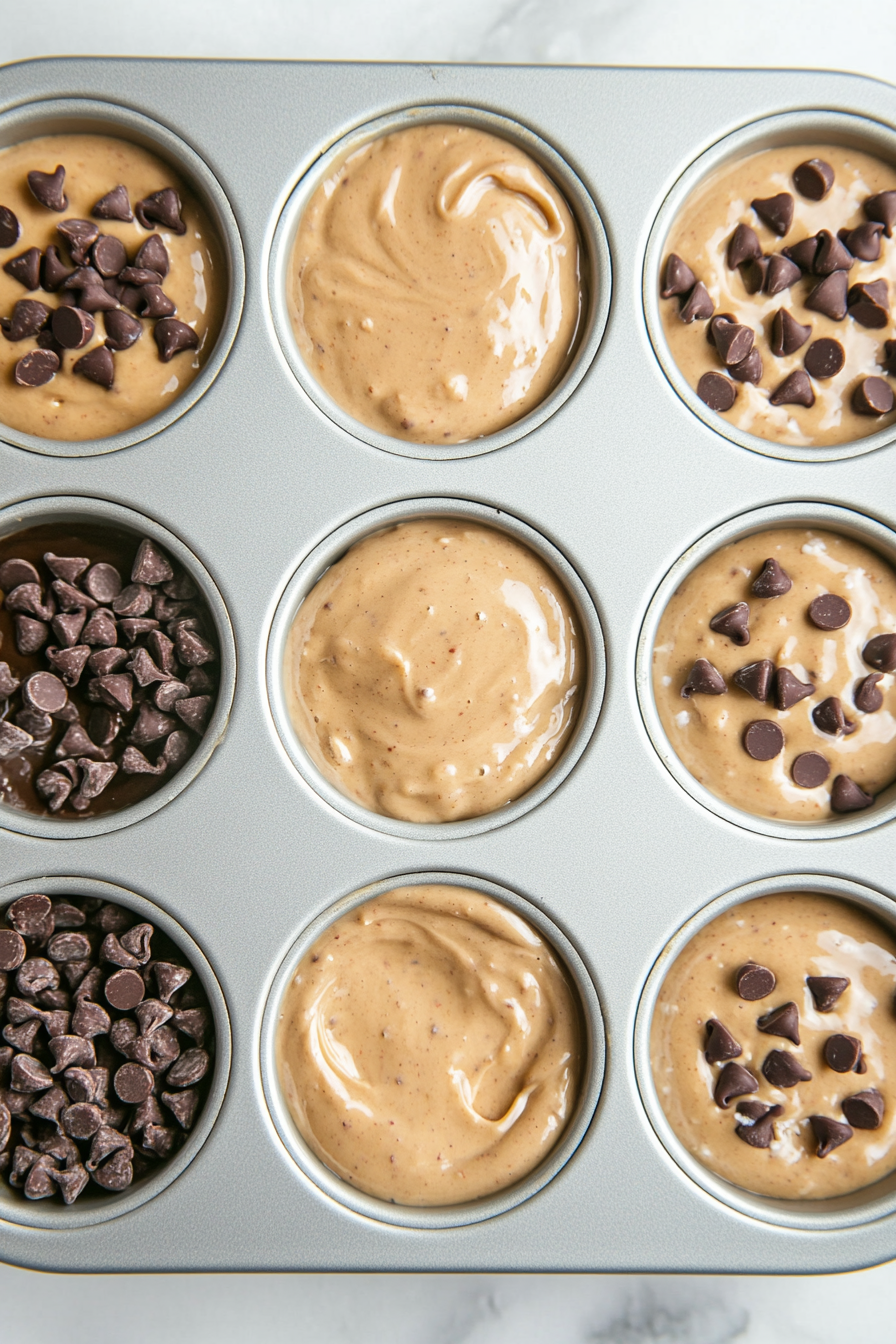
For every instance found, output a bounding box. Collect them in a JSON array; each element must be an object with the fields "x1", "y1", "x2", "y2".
[
  {"x1": 0, "y1": 134, "x2": 226, "y2": 440},
  {"x1": 653, "y1": 528, "x2": 896, "y2": 820},
  {"x1": 284, "y1": 519, "x2": 583, "y2": 823},
  {"x1": 662, "y1": 144, "x2": 896, "y2": 447},
  {"x1": 288, "y1": 122, "x2": 583, "y2": 443},
  {"x1": 276, "y1": 885, "x2": 583, "y2": 1206},
  {"x1": 651, "y1": 893, "x2": 896, "y2": 1200}
]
